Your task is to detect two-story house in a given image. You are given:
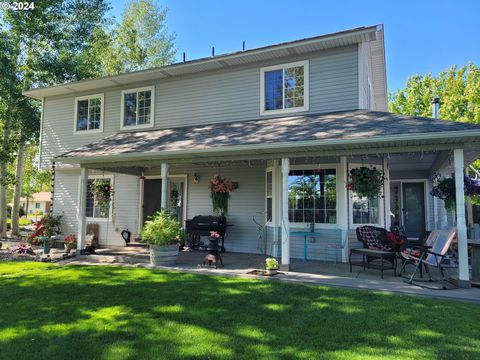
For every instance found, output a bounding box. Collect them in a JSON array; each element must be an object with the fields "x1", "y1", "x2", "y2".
[{"x1": 24, "y1": 25, "x2": 480, "y2": 284}]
